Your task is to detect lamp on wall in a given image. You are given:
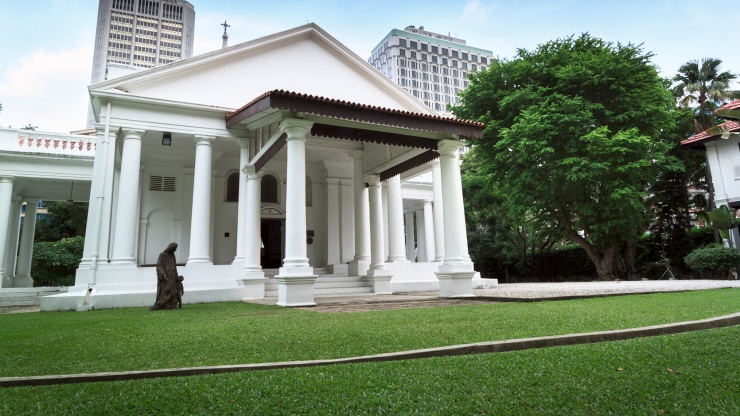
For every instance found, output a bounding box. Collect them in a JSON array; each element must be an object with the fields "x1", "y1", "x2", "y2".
[{"x1": 162, "y1": 132, "x2": 172, "y2": 146}]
